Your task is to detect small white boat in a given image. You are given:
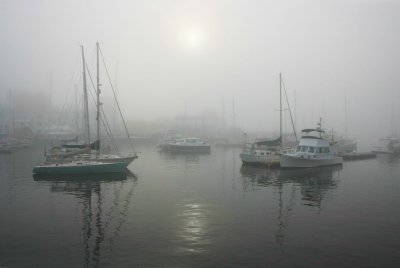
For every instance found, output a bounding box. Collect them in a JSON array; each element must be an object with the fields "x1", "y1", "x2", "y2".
[
  {"x1": 280, "y1": 123, "x2": 343, "y2": 168},
  {"x1": 167, "y1": 138, "x2": 210, "y2": 153},
  {"x1": 323, "y1": 131, "x2": 357, "y2": 155},
  {"x1": 158, "y1": 130, "x2": 183, "y2": 151}
]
